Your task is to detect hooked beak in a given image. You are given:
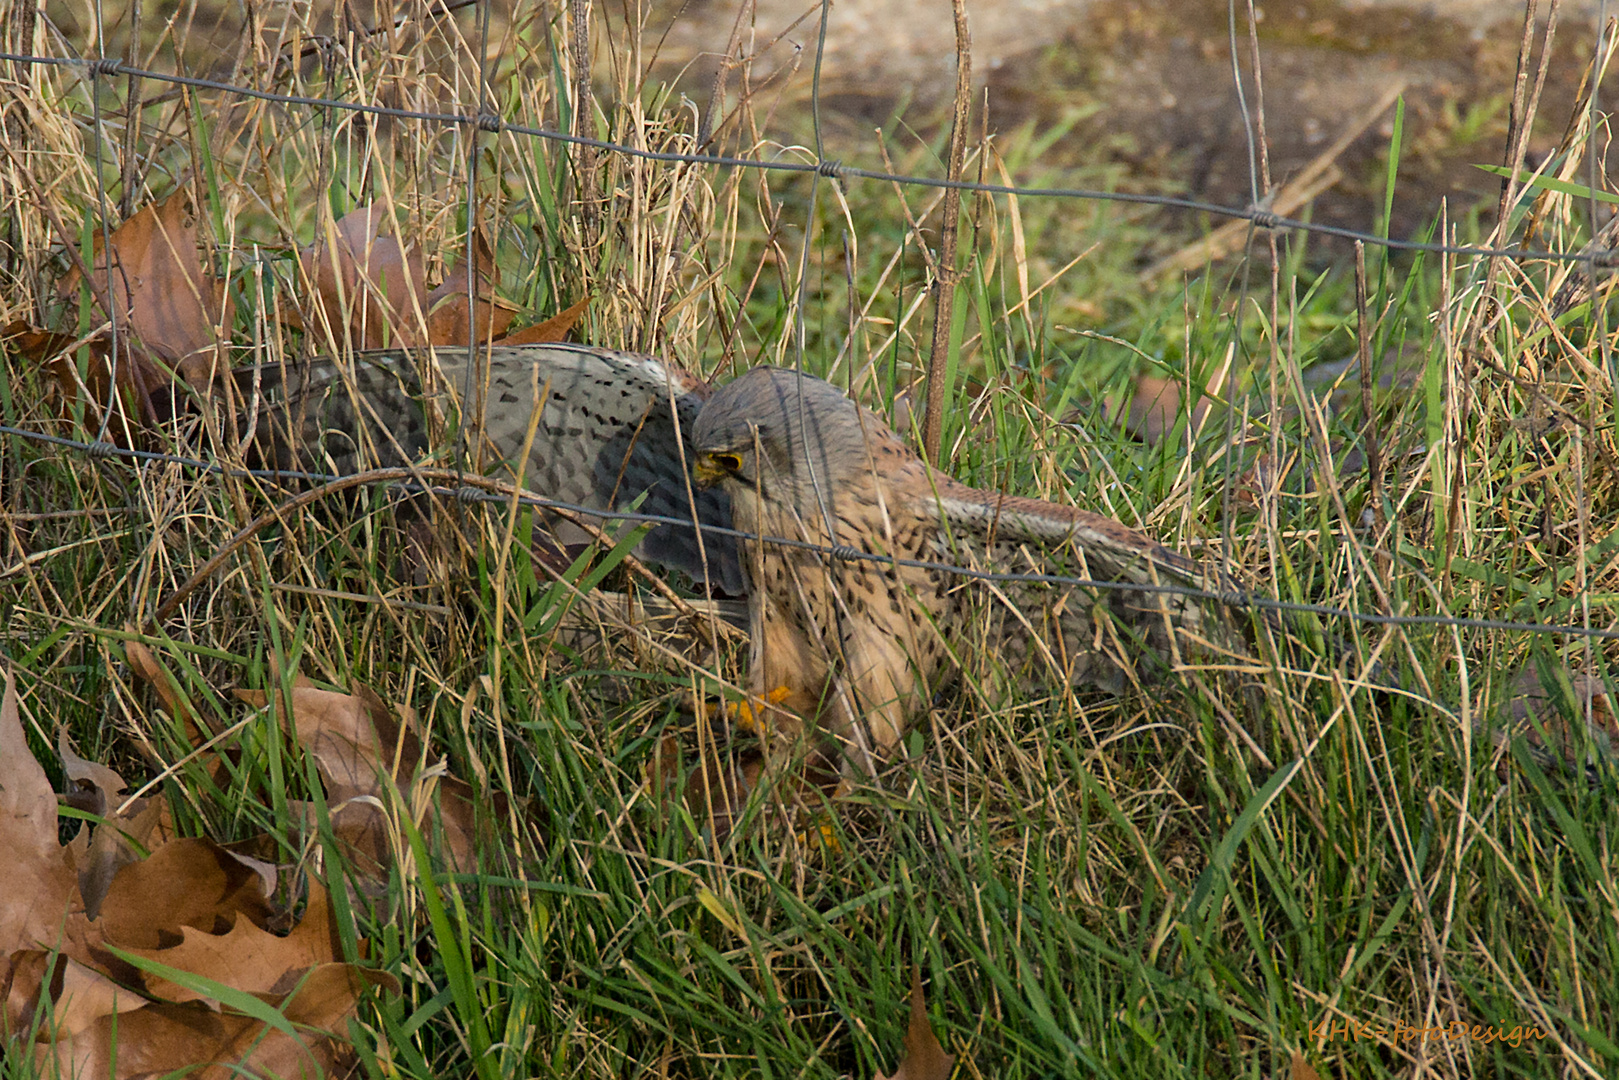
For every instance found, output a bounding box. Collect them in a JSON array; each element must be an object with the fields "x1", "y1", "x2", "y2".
[
  {"x1": 693, "y1": 451, "x2": 742, "y2": 488},
  {"x1": 693, "y1": 454, "x2": 727, "y2": 488}
]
